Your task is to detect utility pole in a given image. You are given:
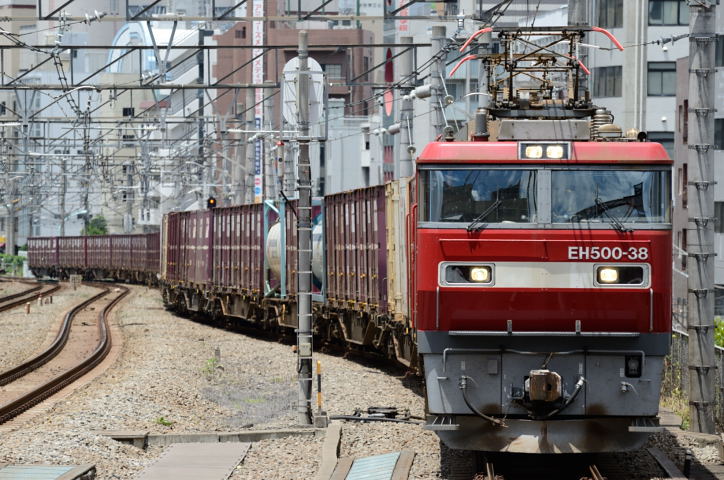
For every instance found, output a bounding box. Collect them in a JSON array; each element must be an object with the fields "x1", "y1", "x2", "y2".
[
  {"x1": 686, "y1": 0, "x2": 717, "y2": 434},
  {"x1": 125, "y1": 160, "x2": 134, "y2": 233},
  {"x1": 245, "y1": 88, "x2": 256, "y2": 204},
  {"x1": 430, "y1": 26, "x2": 446, "y2": 138},
  {"x1": 198, "y1": 28, "x2": 209, "y2": 200},
  {"x1": 283, "y1": 142, "x2": 296, "y2": 198},
  {"x1": 567, "y1": 0, "x2": 589, "y2": 97},
  {"x1": 398, "y1": 36, "x2": 414, "y2": 179},
  {"x1": 59, "y1": 143, "x2": 67, "y2": 236},
  {"x1": 472, "y1": 29, "x2": 492, "y2": 141},
  {"x1": 296, "y1": 30, "x2": 313, "y2": 425},
  {"x1": 263, "y1": 80, "x2": 276, "y2": 200}
]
